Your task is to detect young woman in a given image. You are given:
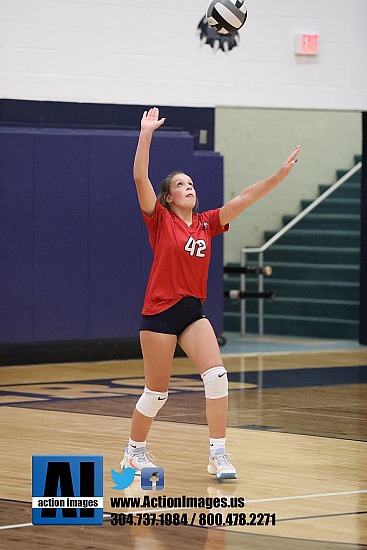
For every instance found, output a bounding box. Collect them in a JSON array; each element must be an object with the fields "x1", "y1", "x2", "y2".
[{"x1": 121, "y1": 107, "x2": 300, "y2": 480}]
